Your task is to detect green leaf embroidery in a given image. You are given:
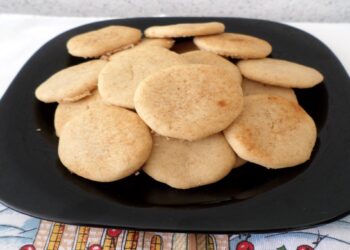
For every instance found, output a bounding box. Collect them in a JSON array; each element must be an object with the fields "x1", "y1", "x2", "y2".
[{"x1": 277, "y1": 246, "x2": 287, "y2": 250}]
